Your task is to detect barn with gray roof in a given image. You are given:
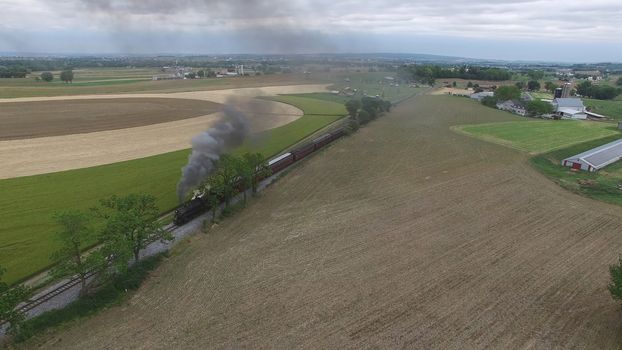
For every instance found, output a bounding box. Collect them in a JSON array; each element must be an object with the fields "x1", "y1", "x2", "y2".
[{"x1": 562, "y1": 138, "x2": 622, "y2": 171}]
